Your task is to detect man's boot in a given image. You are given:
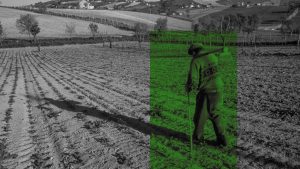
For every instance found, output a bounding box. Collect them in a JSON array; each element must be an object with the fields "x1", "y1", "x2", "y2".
[
  {"x1": 216, "y1": 134, "x2": 227, "y2": 146},
  {"x1": 192, "y1": 131, "x2": 204, "y2": 145},
  {"x1": 211, "y1": 116, "x2": 227, "y2": 146}
]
